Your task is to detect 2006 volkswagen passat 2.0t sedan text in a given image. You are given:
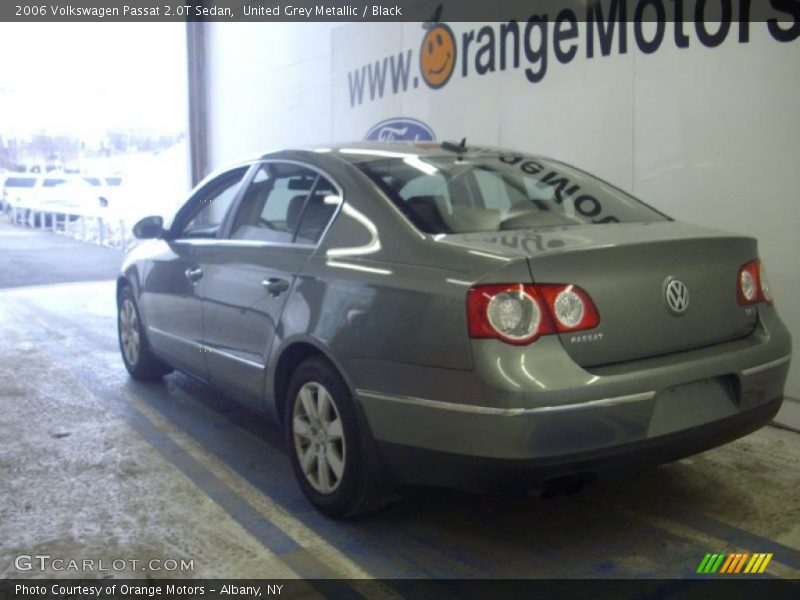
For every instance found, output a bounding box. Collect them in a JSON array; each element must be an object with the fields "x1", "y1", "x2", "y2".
[{"x1": 117, "y1": 143, "x2": 791, "y2": 517}]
